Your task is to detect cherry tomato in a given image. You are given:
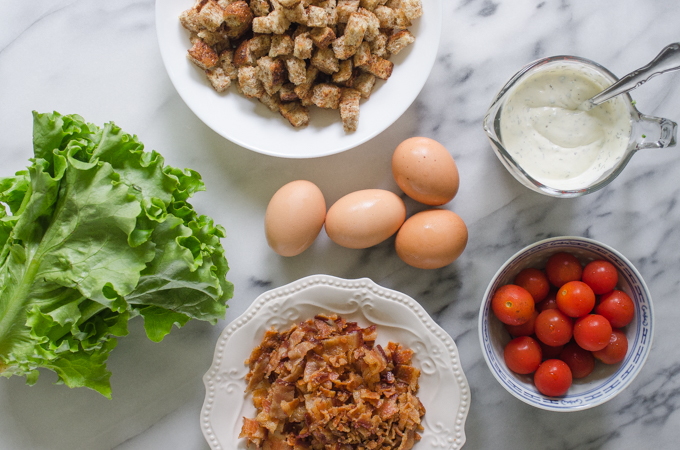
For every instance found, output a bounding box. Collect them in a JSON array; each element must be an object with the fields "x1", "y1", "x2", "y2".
[
  {"x1": 534, "y1": 359, "x2": 572, "y2": 397},
  {"x1": 514, "y1": 268, "x2": 550, "y2": 303},
  {"x1": 574, "y1": 314, "x2": 612, "y2": 351},
  {"x1": 592, "y1": 329, "x2": 628, "y2": 364},
  {"x1": 582, "y1": 260, "x2": 619, "y2": 295},
  {"x1": 595, "y1": 290, "x2": 635, "y2": 328},
  {"x1": 504, "y1": 336, "x2": 543, "y2": 374},
  {"x1": 545, "y1": 252, "x2": 583, "y2": 288},
  {"x1": 491, "y1": 284, "x2": 535, "y2": 326},
  {"x1": 538, "y1": 340, "x2": 564, "y2": 360},
  {"x1": 505, "y1": 310, "x2": 539, "y2": 337},
  {"x1": 535, "y1": 309, "x2": 573, "y2": 347},
  {"x1": 556, "y1": 281, "x2": 596, "y2": 318},
  {"x1": 537, "y1": 289, "x2": 558, "y2": 311},
  {"x1": 559, "y1": 342, "x2": 595, "y2": 379}
]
